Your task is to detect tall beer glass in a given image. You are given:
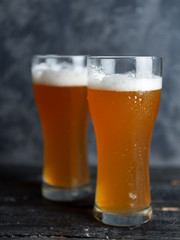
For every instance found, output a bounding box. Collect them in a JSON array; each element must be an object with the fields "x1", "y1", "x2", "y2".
[
  {"x1": 32, "y1": 55, "x2": 91, "y2": 201},
  {"x1": 88, "y1": 56, "x2": 162, "y2": 226}
]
